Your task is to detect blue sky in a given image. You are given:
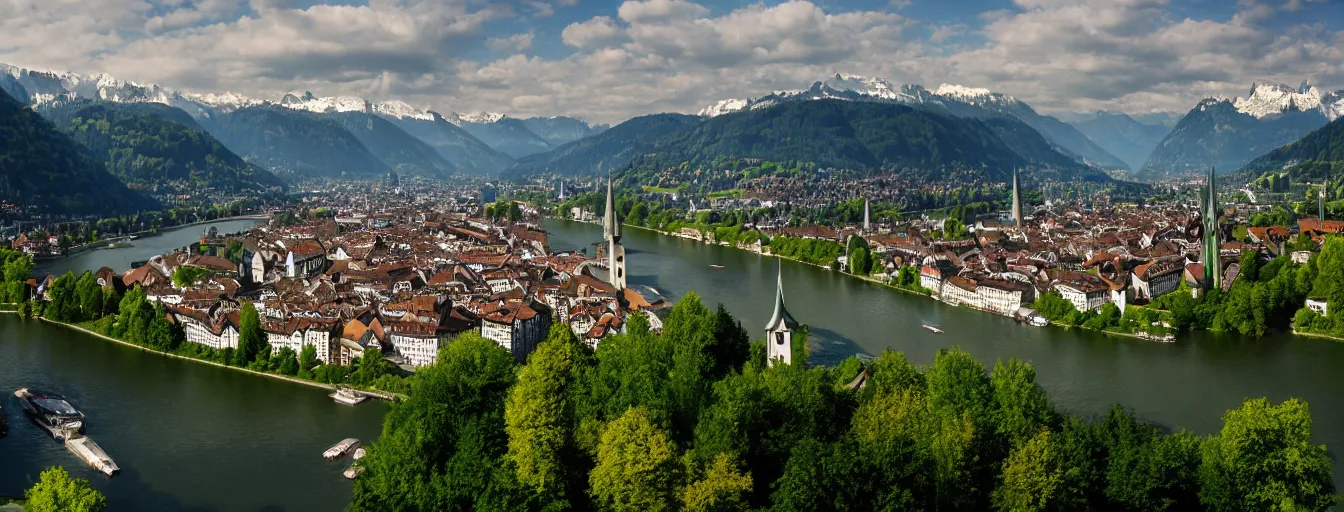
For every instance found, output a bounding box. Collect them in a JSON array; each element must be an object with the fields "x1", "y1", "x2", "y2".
[{"x1": 2, "y1": 0, "x2": 1342, "y2": 123}]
